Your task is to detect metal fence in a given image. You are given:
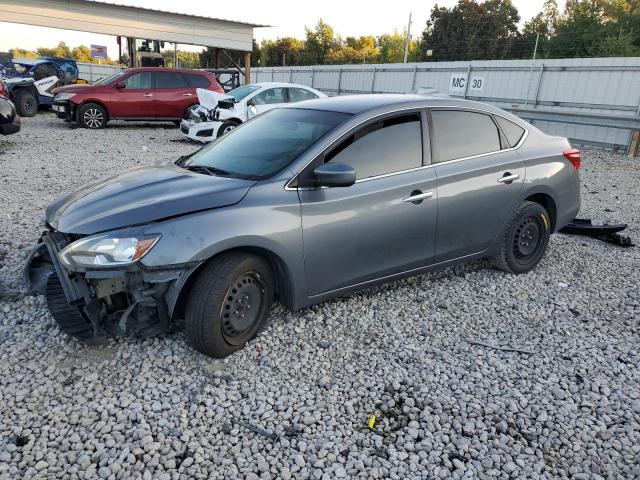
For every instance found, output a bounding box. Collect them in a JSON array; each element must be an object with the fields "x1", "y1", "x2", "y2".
[
  {"x1": 254, "y1": 57, "x2": 640, "y2": 152},
  {"x1": 77, "y1": 62, "x2": 121, "y2": 82}
]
